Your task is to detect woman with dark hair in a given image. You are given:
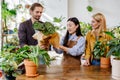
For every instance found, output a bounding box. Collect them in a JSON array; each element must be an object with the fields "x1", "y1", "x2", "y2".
[{"x1": 55, "y1": 17, "x2": 85, "y2": 67}]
